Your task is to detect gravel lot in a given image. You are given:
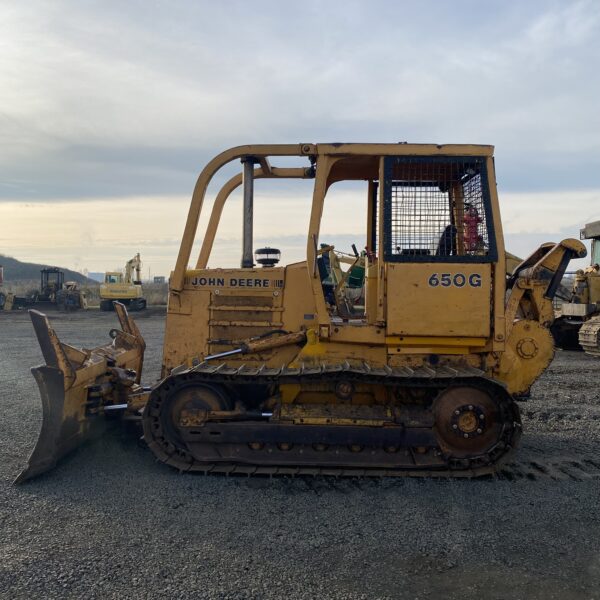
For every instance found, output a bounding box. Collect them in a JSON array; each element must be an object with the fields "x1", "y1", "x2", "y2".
[{"x1": 1, "y1": 309, "x2": 600, "y2": 599}]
